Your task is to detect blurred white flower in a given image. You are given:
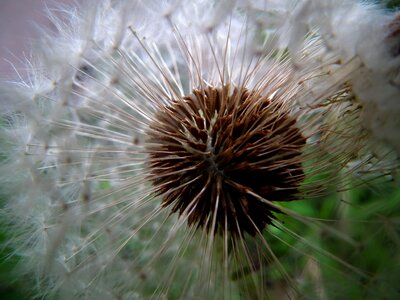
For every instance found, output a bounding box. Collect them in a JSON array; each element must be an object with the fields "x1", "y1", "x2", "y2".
[
  {"x1": 0, "y1": 0, "x2": 398, "y2": 299},
  {"x1": 283, "y1": 0, "x2": 400, "y2": 153}
]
